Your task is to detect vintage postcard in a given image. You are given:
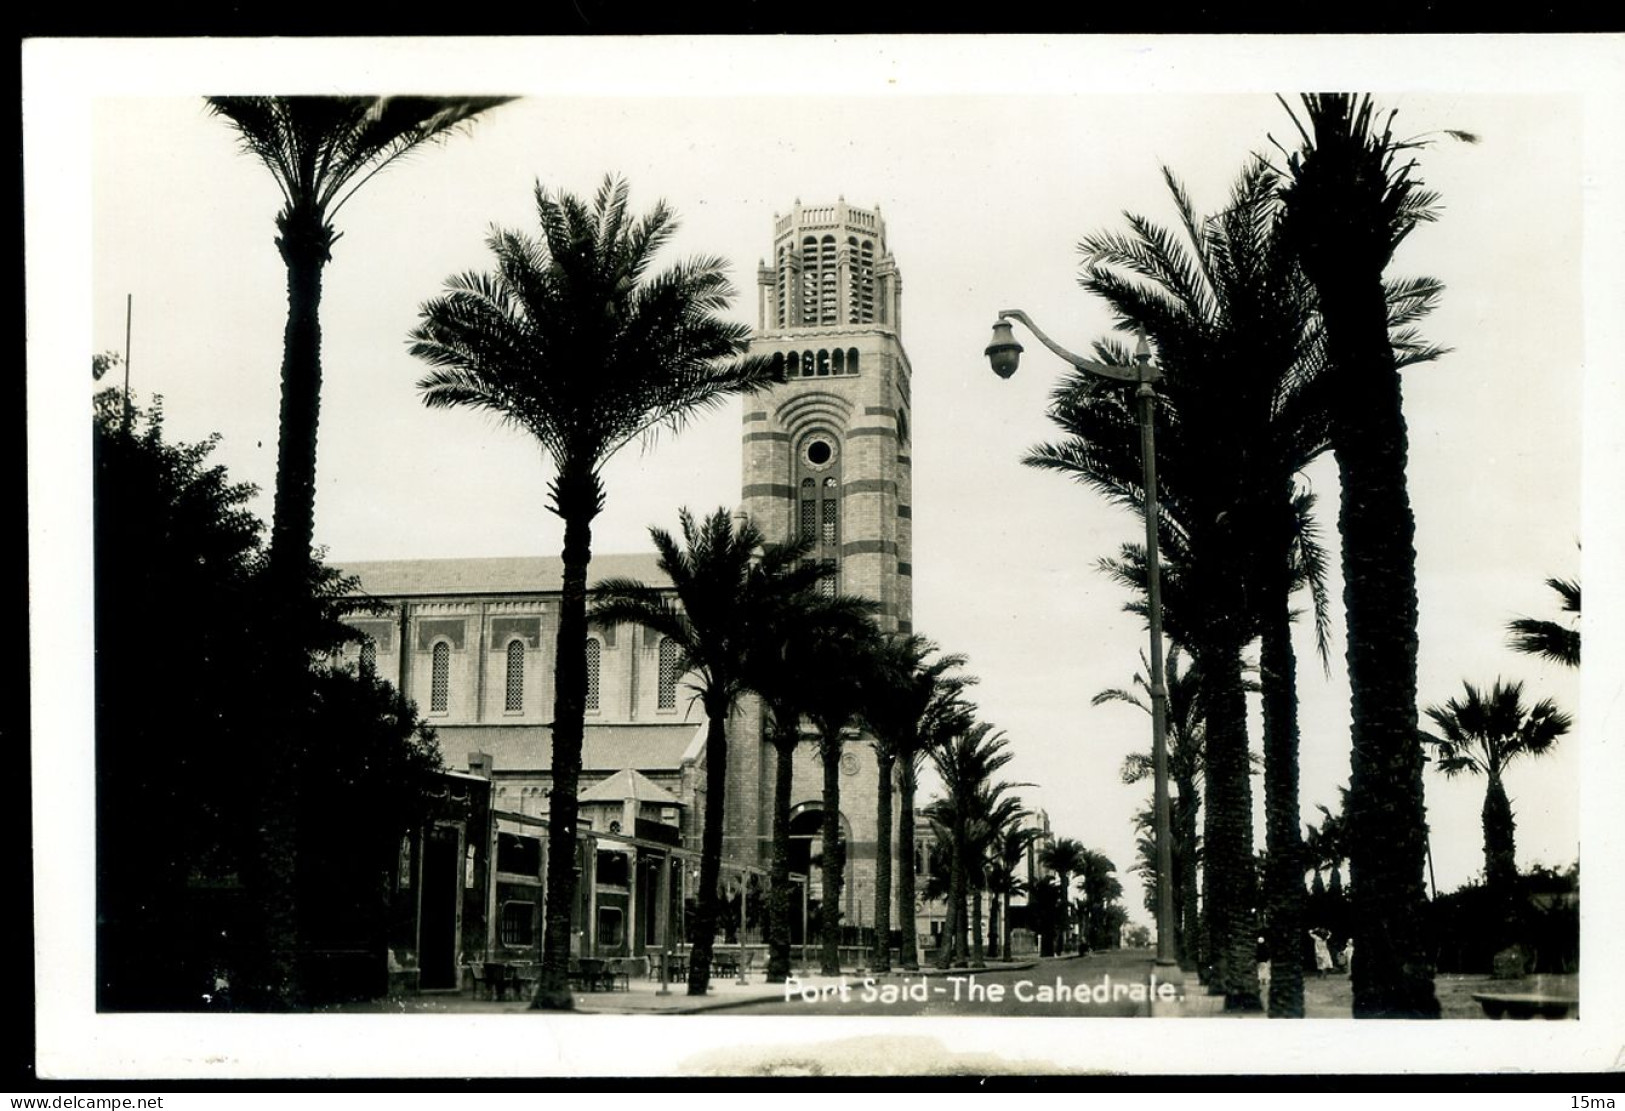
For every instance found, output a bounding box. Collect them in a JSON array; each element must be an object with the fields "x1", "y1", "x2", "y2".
[{"x1": 25, "y1": 33, "x2": 1625, "y2": 1081}]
